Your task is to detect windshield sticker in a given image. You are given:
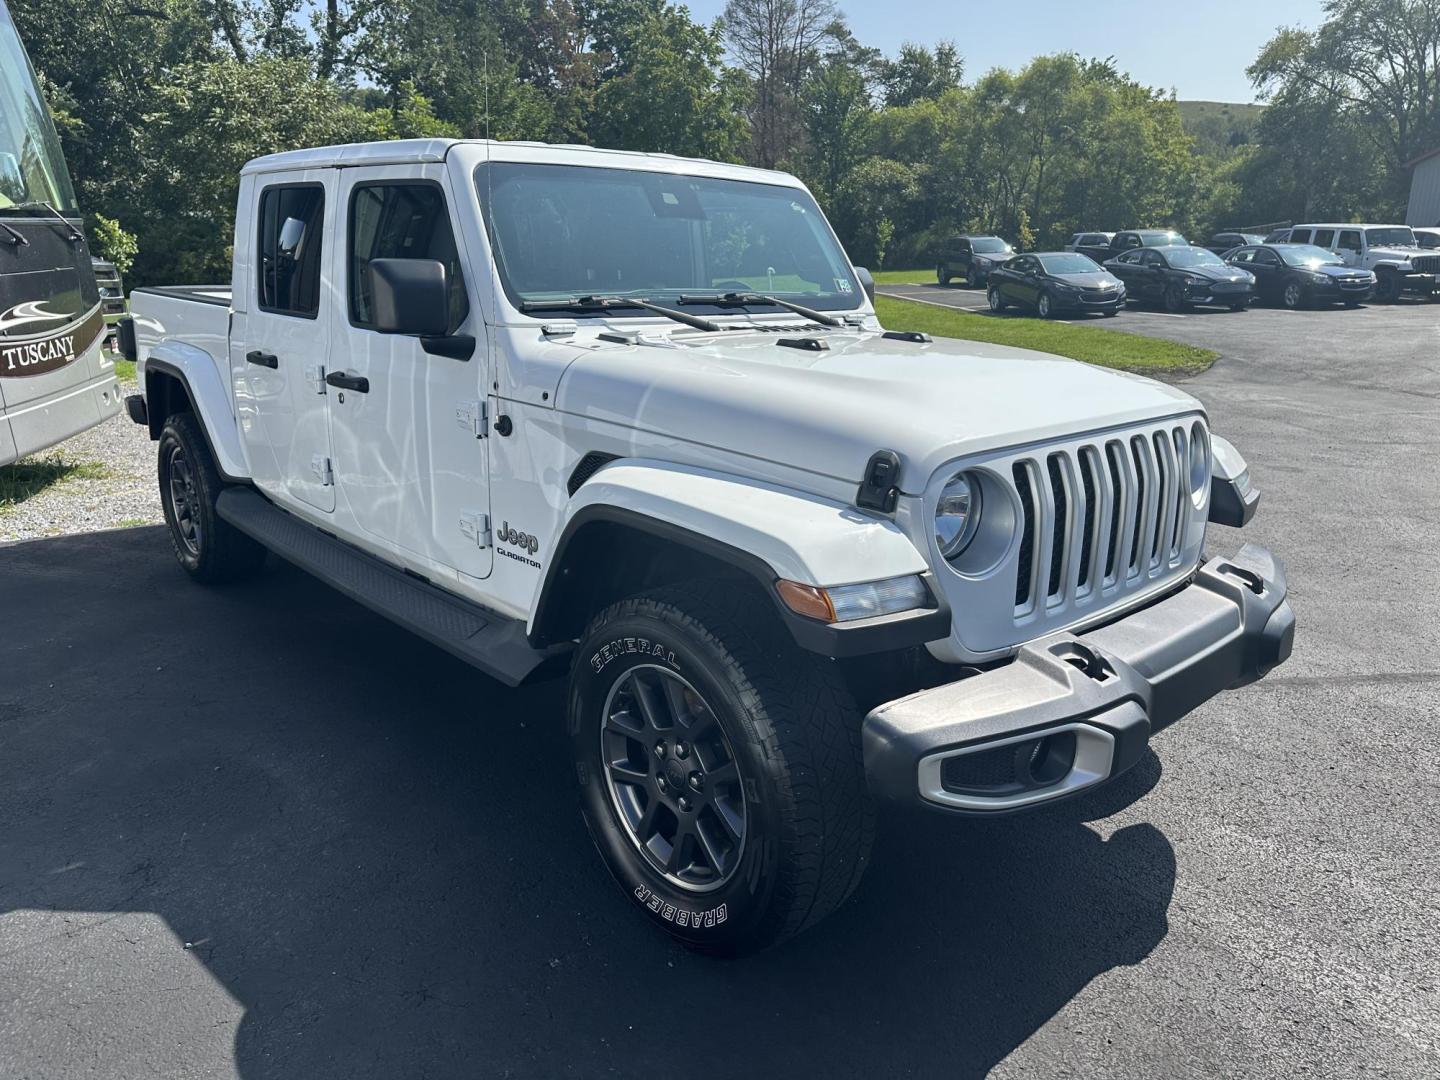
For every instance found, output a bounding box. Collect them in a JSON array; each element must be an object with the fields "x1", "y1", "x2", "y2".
[{"x1": 835, "y1": 278, "x2": 853, "y2": 294}]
